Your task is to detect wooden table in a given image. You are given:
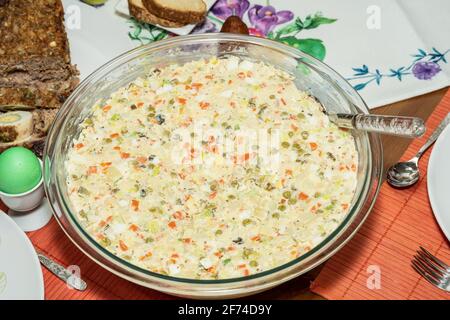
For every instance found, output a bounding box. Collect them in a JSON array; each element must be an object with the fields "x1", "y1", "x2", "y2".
[{"x1": 252, "y1": 87, "x2": 449, "y2": 300}]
